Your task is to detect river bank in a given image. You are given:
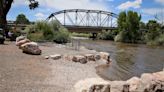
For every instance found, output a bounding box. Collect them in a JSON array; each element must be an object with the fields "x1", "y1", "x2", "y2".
[
  {"x1": 0, "y1": 41, "x2": 163, "y2": 92},
  {"x1": 0, "y1": 41, "x2": 108, "y2": 92}
]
